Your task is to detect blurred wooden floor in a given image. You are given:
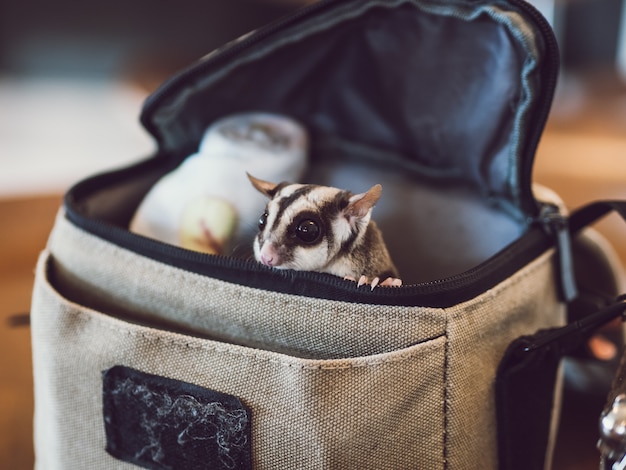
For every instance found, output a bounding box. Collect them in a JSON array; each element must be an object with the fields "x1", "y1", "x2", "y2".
[
  {"x1": 0, "y1": 195, "x2": 61, "y2": 470},
  {"x1": 1, "y1": 72, "x2": 625, "y2": 469}
]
